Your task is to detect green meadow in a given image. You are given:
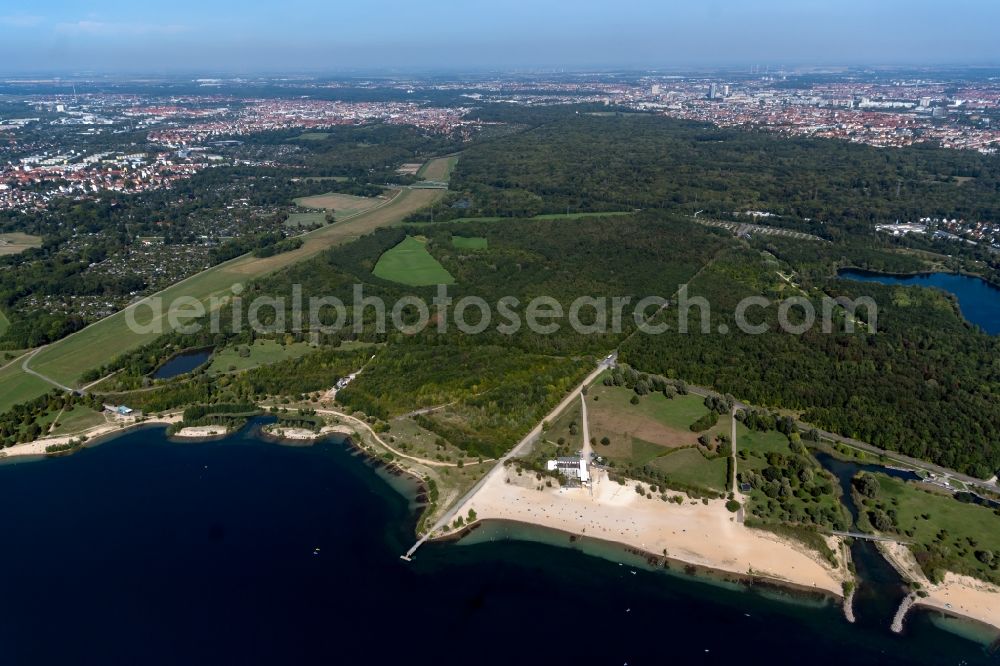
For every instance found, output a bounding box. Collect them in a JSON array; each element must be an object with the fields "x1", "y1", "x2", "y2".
[
  {"x1": 207, "y1": 340, "x2": 314, "y2": 374},
  {"x1": 451, "y1": 236, "x2": 488, "y2": 250},
  {"x1": 372, "y1": 236, "x2": 455, "y2": 286},
  {"x1": 285, "y1": 211, "x2": 327, "y2": 228}
]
